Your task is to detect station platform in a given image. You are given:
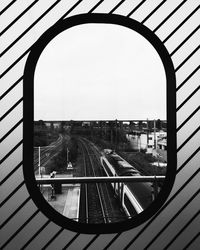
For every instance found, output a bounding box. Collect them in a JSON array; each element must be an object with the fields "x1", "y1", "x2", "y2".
[
  {"x1": 62, "y1": 185, "x2": 80, "y2": 220},
  {"x1": 39, "y1": 177, "x2": 80, "y2": 221}
]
